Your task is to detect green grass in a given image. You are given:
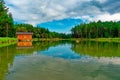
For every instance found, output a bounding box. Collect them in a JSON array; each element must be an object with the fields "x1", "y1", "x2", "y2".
[
  {"x1": 88, "y1": 38, "x2": 120, "y2": 42},
  {"x1": 70, "y1": 38, "x2": 120, "y2": 43},
  {"x1": 0, "y1": 37, "x2": 17, "y2": 48},
  {"x1": 0, "y1": 37, "x2": 17, "y2": 44},
  {"x1": 0, "y1": 42, "x2": 17, "y2": 48},
  {"x1": 33, "y1": 38, "x2": 120, "y2": 43},
  {"x1": 33, "y1": 38, "x2": 67, "y2": 41}
]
